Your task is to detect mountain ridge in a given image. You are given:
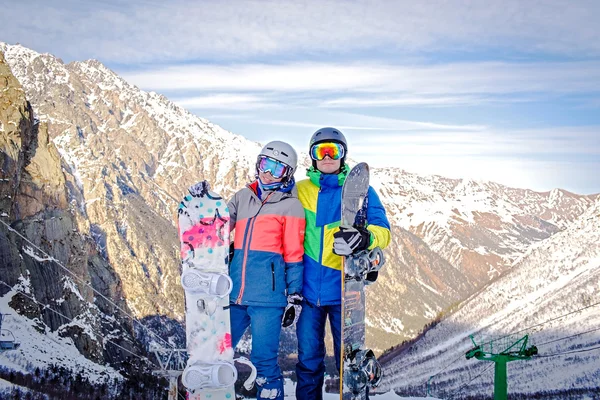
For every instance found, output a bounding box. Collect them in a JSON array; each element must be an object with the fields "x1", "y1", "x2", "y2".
[{"x1": 1, "y1": 41, "x2": 597, "y2": 371}]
